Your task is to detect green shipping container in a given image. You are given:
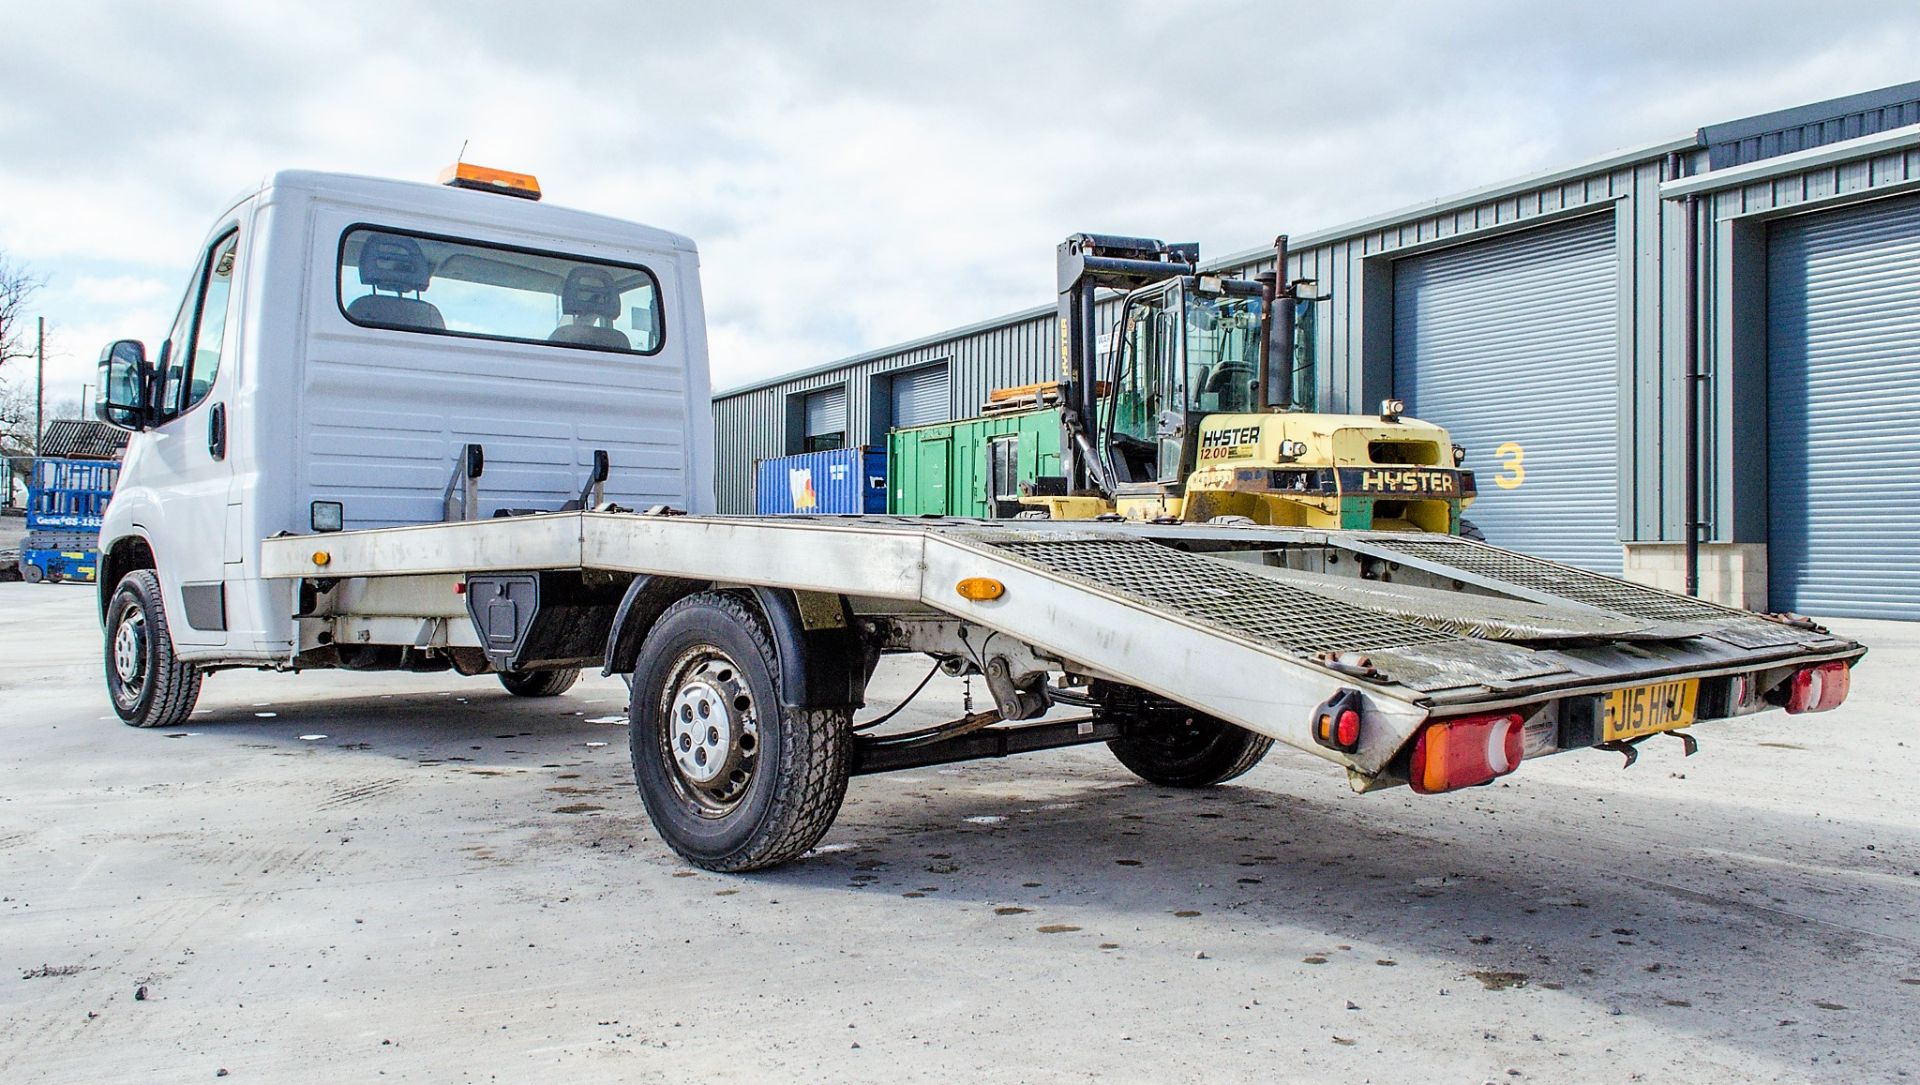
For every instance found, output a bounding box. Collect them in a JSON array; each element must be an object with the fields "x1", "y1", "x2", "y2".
[{"x1": 887, "y1": 406, "x2": 1063, "y2": 518}]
